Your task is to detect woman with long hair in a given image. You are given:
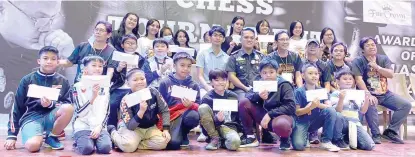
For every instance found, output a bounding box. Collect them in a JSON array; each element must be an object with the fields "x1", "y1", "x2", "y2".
[{"x1": 110, "y1": 12, "x2": 139, "y2": 52}]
